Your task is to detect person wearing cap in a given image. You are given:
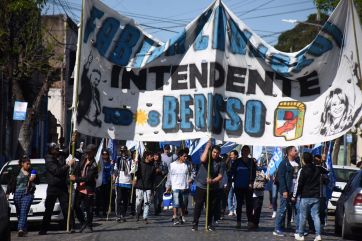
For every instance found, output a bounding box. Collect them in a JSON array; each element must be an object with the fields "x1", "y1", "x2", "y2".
[
  {"x1": 39, "y1": 143, "x2": 75, "y2": 235},
  {"x1": 7, "y1": 155, "x2": 40, "y2": 237},
  {"x1": 161, "y1": 144, "x2": 177, "y2": 168},
  {"x1": 134, "y1": 150, "x2": 156, "y2": 224},
  {"x1": 95, "y1": 149, "x2": 113, "y2": 218},
  {"x1": 70, "y1": 144, "x2": 98, "y2": 233},
  {"x1": 113, "y1": 145, "x2": 136, "y2": 222}
]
